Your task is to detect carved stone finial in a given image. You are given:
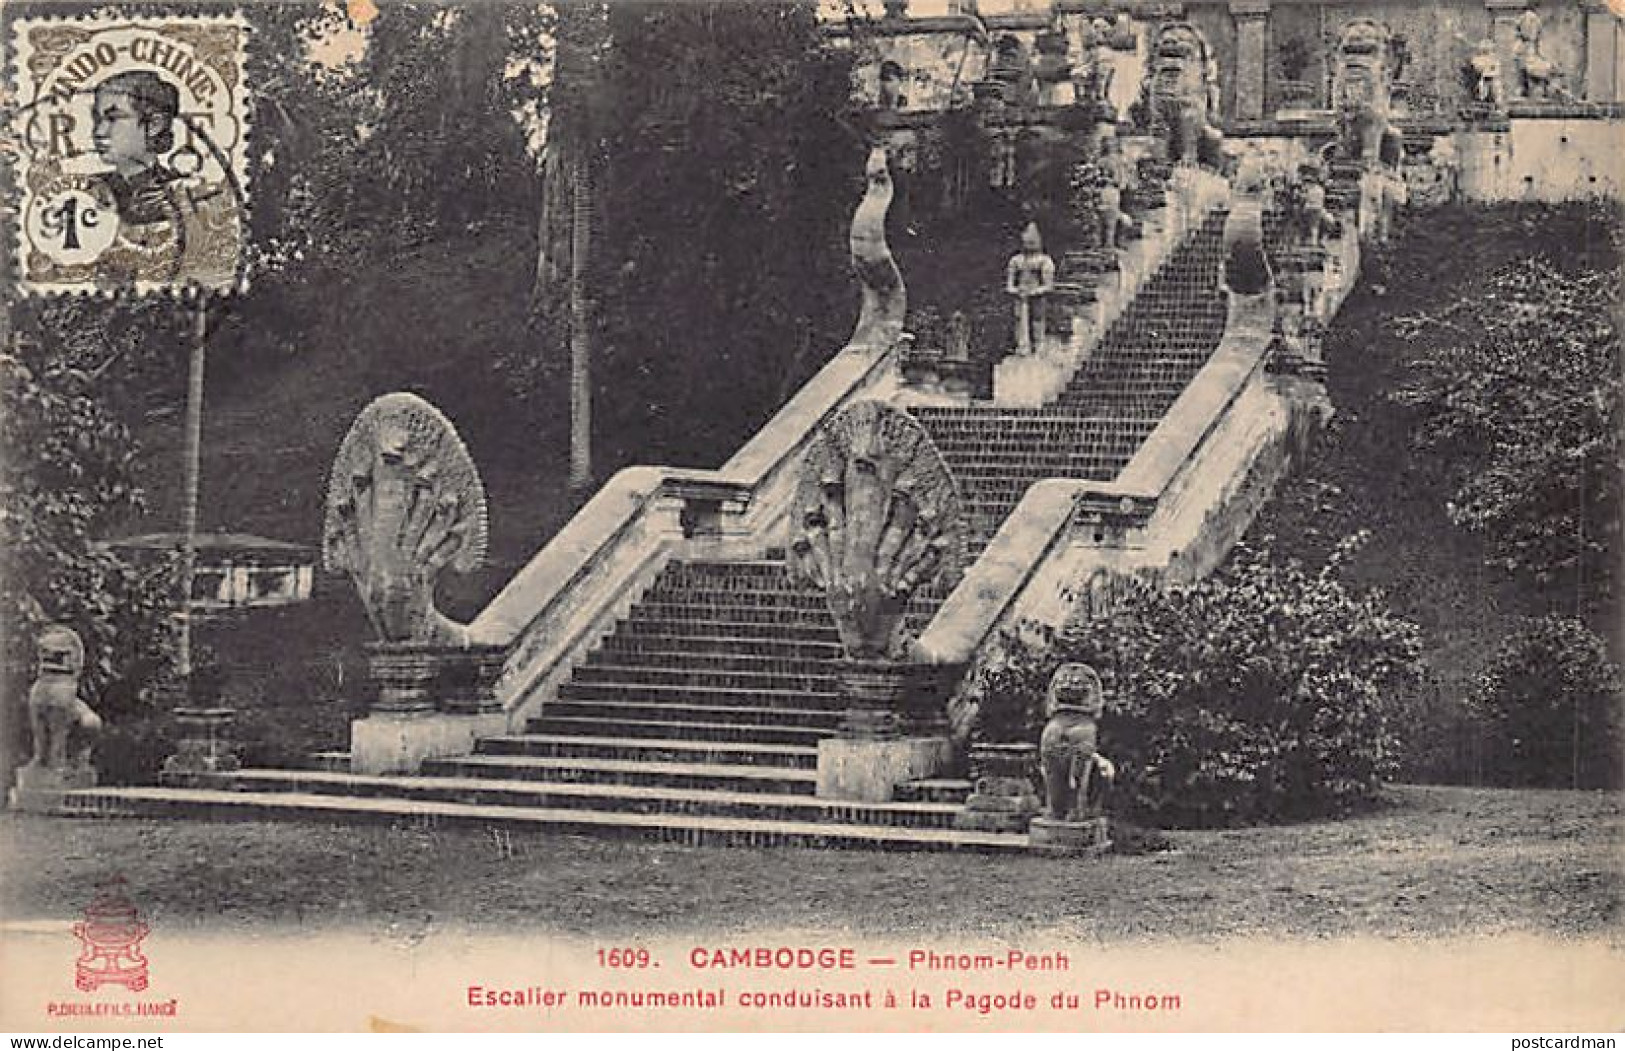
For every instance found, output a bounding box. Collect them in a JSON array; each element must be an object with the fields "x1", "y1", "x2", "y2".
[
  {"x1": 323, "y1": 392, "x2": 488, "y2": 645},
  {"x1": 1038, "y1": 662, "x2": 1114, "y2": 822},
  {"x1": 789, "y1": 399, "x2": 963, "y2": 660},
  {"x1": 849, "y1": 147, "x2": 906, "y2": 351},
  {"x1": 24, "y1": 624, "x2": 101, "y2": 778}
]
